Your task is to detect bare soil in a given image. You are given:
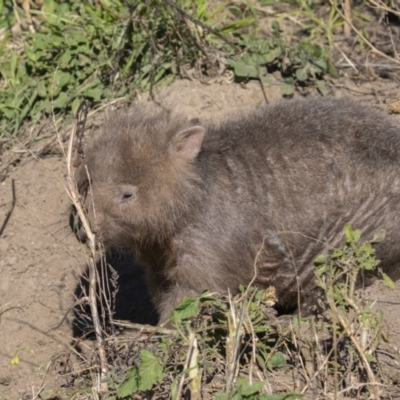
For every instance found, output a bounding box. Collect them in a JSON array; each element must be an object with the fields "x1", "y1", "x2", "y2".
[{"x1": 1, "y1": 77, "x2": 400, "y2": 399}]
